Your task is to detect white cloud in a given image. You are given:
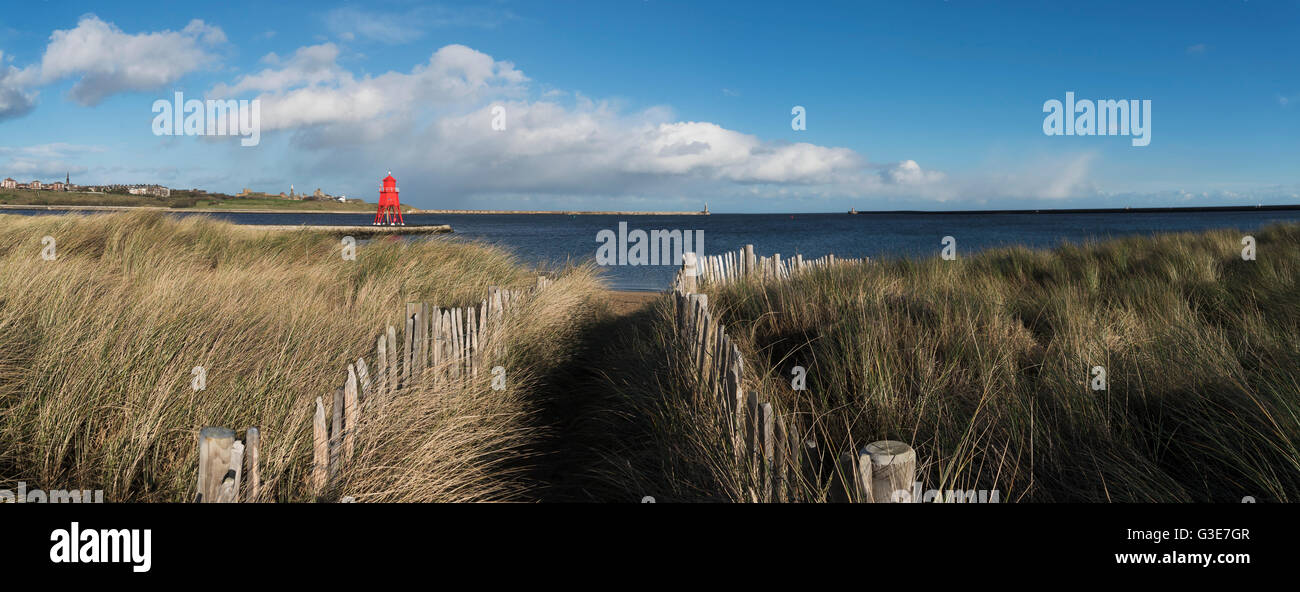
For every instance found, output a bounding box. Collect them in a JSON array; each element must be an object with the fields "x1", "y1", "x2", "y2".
[
  {"x1": 223, "y1": 44, "x2": 527, "y2": 131},
  {"x1": 0, "y1": 51, "x2": 38, "y2": 120},
  {"x1": 880, "y1": 159, "x2": 945, "y2": 185},
  {"x1": 411, "y1": 102, "x2": 866, "y2": 194},
  {"x1": 223, "y1": 42, "x2": 1110, "y2": 206},
  {"x1": 212, "y1": 43, "x2": 345, "y2": 96},
  {"x1": 38, "y1": 15, "x2": 225, "y2": 105}
]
